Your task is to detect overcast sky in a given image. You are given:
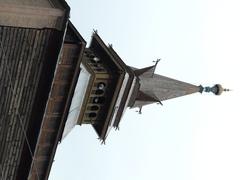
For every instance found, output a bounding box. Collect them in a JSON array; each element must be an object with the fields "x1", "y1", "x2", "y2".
[{"x1": 49, "y1": 0, "x2": 240, "y2": 180}]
